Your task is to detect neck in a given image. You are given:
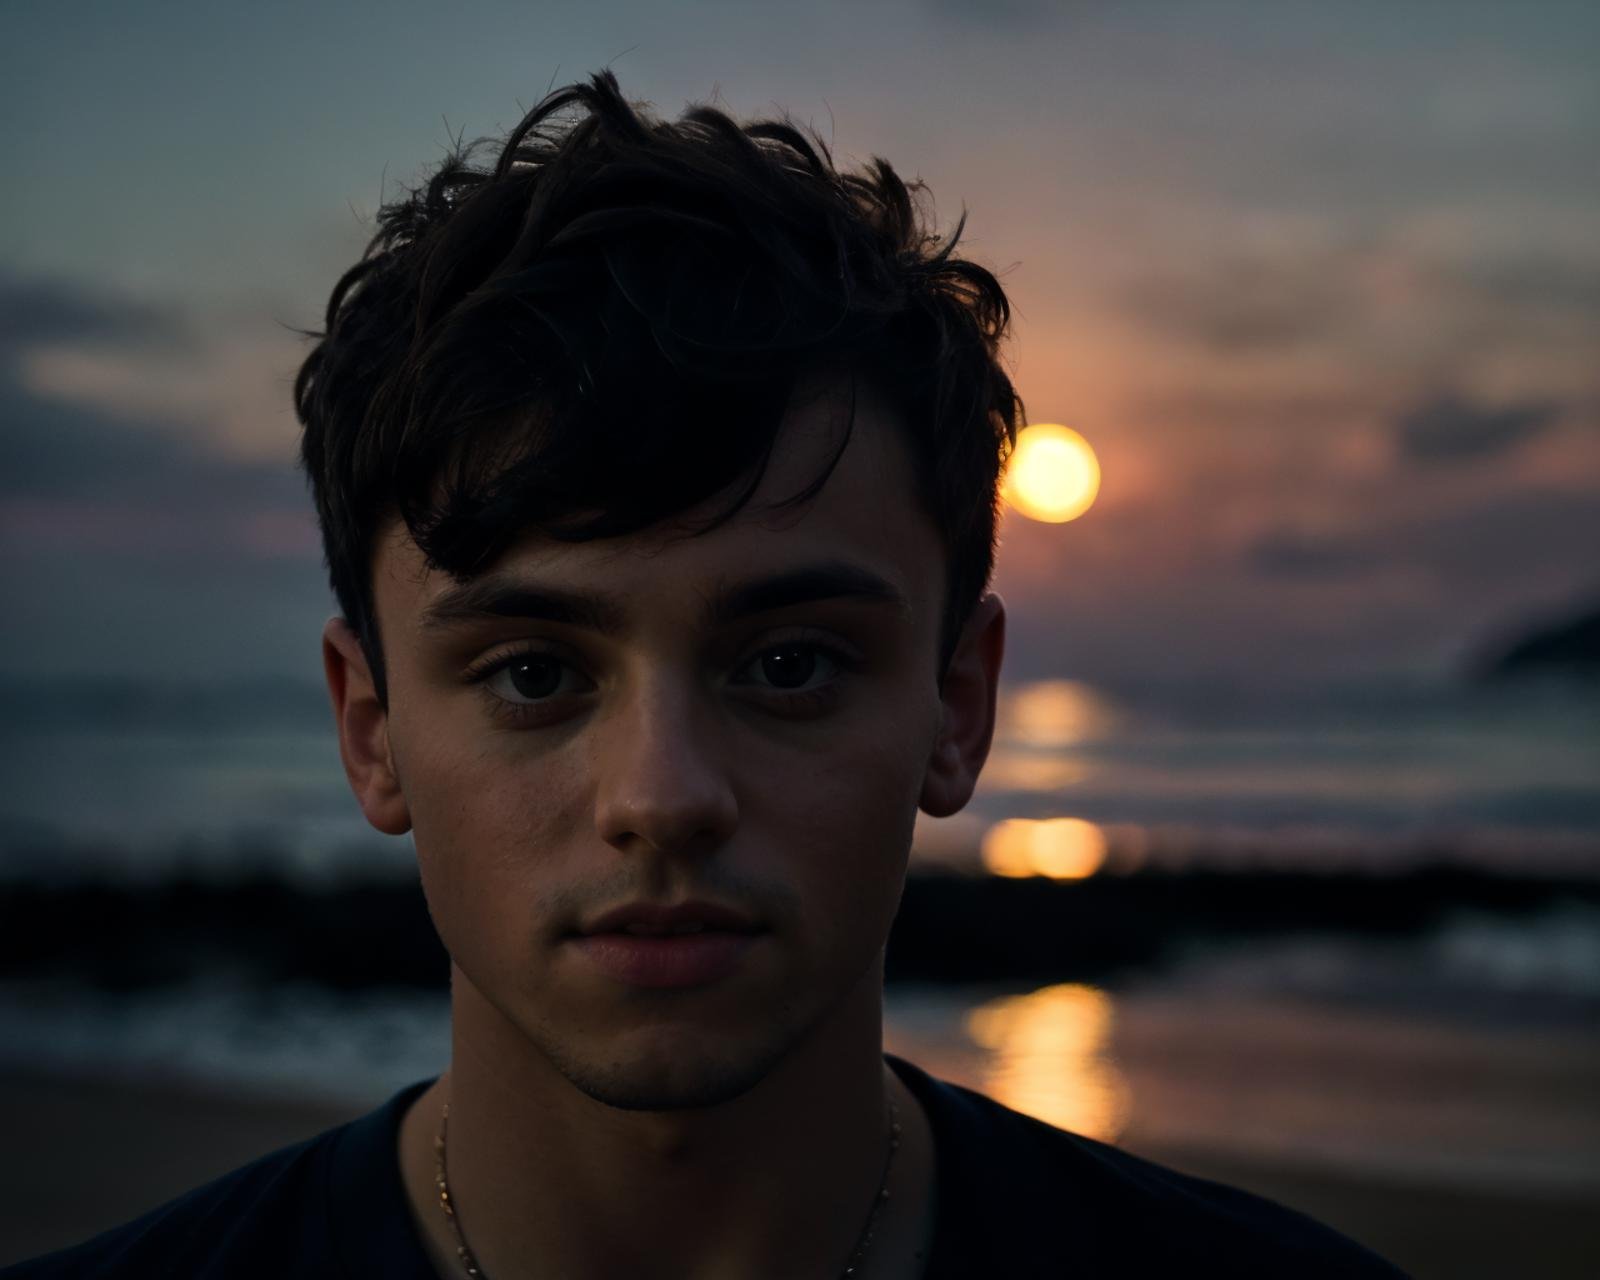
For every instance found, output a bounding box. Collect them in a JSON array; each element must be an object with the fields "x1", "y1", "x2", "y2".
[{"x1": 397, "y1": 959, "x2": 936, "y2": 1280}]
